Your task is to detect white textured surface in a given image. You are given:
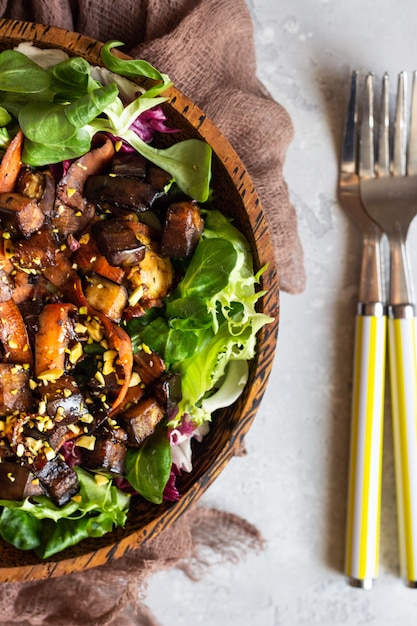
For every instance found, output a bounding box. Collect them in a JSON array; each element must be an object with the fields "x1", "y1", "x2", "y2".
[{"x1": 145, "y1": 1, "x2": 417, "y2": 624}]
